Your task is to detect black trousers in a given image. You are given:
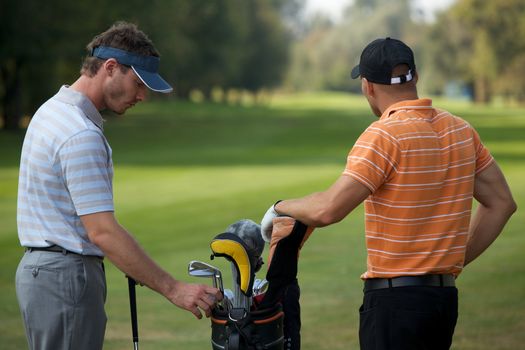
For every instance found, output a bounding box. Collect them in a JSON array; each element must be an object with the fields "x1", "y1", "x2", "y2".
[{"x1": 359, "y1": 286, "x2": 458, "y2": 350}]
